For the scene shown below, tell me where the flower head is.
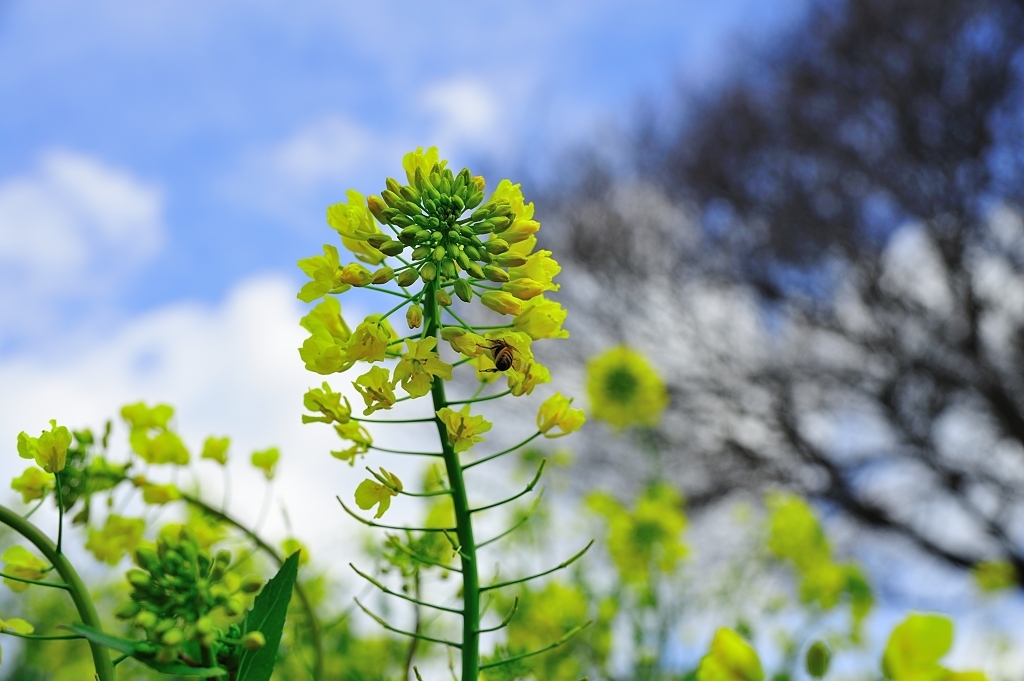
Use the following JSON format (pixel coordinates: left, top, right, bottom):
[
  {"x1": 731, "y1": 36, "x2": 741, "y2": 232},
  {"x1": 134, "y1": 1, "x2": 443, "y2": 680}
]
[
  {"x1": 696, "y1": 628, "x2": 764, "y2": 681},
  {"x1": 508, "y1": 360, "x2": 552, "y2": 397},
  {"x1": 2, "y1": 546, "x2": 48, "y2": 592},
  {"x1": 441, "y1": 327, "x2": 487, "y2": 358},
  {"x1": 436, "y1": 406, "x2": 492, "y2": 453},
  {"x1": 353, "y1": 366, "x2": 397, "y2": 414},
  {"x1": 513, "y1": 296, "x2": 569, "y2": 340},
  {"x1": 347, "y1": 314, "x2": 395, "y2": 363},
  {"x1": 881, "y1": 614, "x2": 983, "y2": 681},
  {"x1": 402, "y1": 146, "x2": 443, "y2": 187},
  {"x1": 586, "y1": 345, "x2": 668, "y2": 429},
  {"x1": 508, "y1": 250, "x2": 560, "y2": 288},
  {"x1": 251, "y1": 447, "x2": 280, "y2": 480},
  {"x1": 327, "y1": 189, "x2": 385, "y2": 265},
  {"x1": 17, "y1": 420, "x2": 71, "y2": 474},
  {"x1": 481, "y1": 291, "x2": 525, "y2": 316},
  {"x1": 297, "y1": 244, "x2": 351, "y2": 303},
  {"x1": 355, "y1": 468, "x2": 403, "y2": 518},
  {"x1": 302, "y1": 382, "x2": 352, "y2": 425},
  {"x1": 537, "y1": 393, "x2": 586, "y2": 438},
  {"x1": 393, "y1": 338, "x2": 453, "y2": 398},
  {"x1": 10, "y1": 467, "x2": 54, "y2": 504},
  {"x1": 85, "y1": 515, "x2": 145, "y2": 566},
  {"x1": 141, "y1": 482, "x2": 181, "y2": 505},
  {"x1": 201, "y1": 436, "x2": 230, "y2": 465},
  {"x1": 332, "y1": 421, "x2": 372, "y2": 465},
  {"x1": 130, "y1": 430, "x2": 190, "y2": 465}
]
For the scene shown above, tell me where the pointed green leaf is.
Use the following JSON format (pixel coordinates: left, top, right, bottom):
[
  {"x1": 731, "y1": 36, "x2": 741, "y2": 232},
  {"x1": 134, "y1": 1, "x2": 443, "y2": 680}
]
[{"x1": 237, "y1": 552, "x2": 299, "y2": 681}]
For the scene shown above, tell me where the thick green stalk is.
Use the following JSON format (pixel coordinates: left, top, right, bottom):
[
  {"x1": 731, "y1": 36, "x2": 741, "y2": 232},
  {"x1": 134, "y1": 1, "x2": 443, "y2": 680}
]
[
  {"x1": 0, "y1": 503, "x2": 114, "y2": 681},
  {"x1": 426, "y1": 280, "x2": 481, "y2": 681}
]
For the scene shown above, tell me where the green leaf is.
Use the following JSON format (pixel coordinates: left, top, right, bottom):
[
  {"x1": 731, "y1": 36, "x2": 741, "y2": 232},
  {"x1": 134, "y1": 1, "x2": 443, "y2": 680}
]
[
  {"x1": 237, "y1": 552, "x2": 299, "y2": 681},
  {"x1": 64, "y1": 624, "x2": 227, "y2": 676}
]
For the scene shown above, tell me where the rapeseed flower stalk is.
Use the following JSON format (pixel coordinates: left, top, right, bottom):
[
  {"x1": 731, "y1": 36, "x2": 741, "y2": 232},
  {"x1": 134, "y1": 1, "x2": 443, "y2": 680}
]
[{"x1": 297, "y1": 147, "x2": 588, "y2": 680}]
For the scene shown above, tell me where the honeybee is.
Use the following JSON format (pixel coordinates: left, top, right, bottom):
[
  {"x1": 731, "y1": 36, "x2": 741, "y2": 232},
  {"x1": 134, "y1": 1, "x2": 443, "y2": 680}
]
[{"x1": 478, "y1": 338, "x2": 520, "y2": 372}]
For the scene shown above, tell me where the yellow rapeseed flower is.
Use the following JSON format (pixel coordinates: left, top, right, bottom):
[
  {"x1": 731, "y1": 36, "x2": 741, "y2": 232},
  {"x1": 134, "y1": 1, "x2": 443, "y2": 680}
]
[
  {"x1": 353, "y1": 365, "x2": 397, "y2": 414},
  {"x1": 586, "y1": 345, "x2": 668, "y2": 429},
  {"x1": 332, "y1": 421, "x2": 372, "y2": 465},
  {"x1": 251, "y1": 447, "x2": 280, "y2": 480},
  {"x1": 16, "y1": 420, "x2": 71, "y2": 474},
  {"x1": 201, "y1": 436, "x2": 230, "y2": 465},
  {"x1": 507, "y1": 250, "x2": 560, "y2": 289},
  {"x1": 2, "y1": 546, "x2": 48, "y2": 592},
  {"x1": 512, "y1": 296, "x2": 570, "y2": 340},
  {"x1": 85, "y1": 515, "x2": 145, "y2": 566},
  {"x1": 355, "y1": 468, "x2": 403, "y2": 518},
  {"x1": 10, "y1": 467, "x2": 54, "y2": 504},
  {"x1": 141, "y1": 482, "x2": 181, "y2": 505},
  {"x1": 402, "y1": 146, "x2": 443, "y2": 187},
  {"x1": 297, "y1": 244, "x2": 350, "y2": 303},
  {"x1": 326, "y1": 189, "x2": 385, "y2": 265},
  {"x1": 393, "y1": 338, "x2": 453, "y2": 398},
  {"x1": 436, "y1": 406, "x2": 492, "y2": 453},
  {"x1": 696, "y1": 628, "x2": 764, "y2": 681},
  {"x1": 347, "y1": 315, "x2": 394, "y2": 363},
  {"x1": 440, "y1": 327, "x2": 487, "y2": 358},
  {"x1": 882, "y1": 614, "x2": 985, "y2": 681},
  {"x1": 480, "y1": 291, "x2": 525, "y2": 316},
  {"x1": 537, "y1": 393, "x2": 586, "y2": 437},
  {"x1": 302, "y1": 382, "x2": 353, "y2": 425}
]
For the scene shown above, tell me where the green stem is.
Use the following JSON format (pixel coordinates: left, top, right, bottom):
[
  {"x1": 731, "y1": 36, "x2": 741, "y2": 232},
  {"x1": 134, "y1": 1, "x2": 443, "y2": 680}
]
[
  {"x1": 55, "y1": 471, "x2": 64, "y2": 554},
  {"x1": 0, "y1": 571, "x2": 71, "y2": 590},
  {"x1": 448, "y1": 389, "x2": 511, "y2": 405},
  {"x1": 0, "y1": 503, "x2": 114, "y2": 681},
  {"x1": 1, "y1": 631, "x2": 83, "y2": 641},
  {"x1": 178, "y1": 492, "x2": 325, "y2": 681},
  {"x1": 426, "y1": 279, "x2": 481, "y2": 681}
]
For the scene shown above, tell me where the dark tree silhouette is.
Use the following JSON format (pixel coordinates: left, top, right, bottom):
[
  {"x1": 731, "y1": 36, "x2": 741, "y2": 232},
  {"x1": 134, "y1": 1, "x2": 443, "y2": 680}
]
[{"x1": 550, "y1": 0, "x2": 1024, "y2": 585}]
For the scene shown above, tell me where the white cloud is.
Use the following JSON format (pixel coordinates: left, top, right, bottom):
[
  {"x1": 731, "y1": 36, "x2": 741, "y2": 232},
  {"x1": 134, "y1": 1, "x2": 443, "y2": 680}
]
[
  {"x1": 0, "y1": 275, "x2": 440, "y2": 579},
  {"x1": 419, "y1": 77, "x2": 501, "y2": 152},
  {"x1": 0, "y1": 150, "x2": 164, "y2": 345}
]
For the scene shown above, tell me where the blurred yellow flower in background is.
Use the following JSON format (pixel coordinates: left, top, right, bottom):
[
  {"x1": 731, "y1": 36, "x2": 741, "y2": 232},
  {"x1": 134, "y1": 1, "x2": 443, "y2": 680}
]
[{"x1": 586, "y1": 345, "x2": 668, "y2": 429}]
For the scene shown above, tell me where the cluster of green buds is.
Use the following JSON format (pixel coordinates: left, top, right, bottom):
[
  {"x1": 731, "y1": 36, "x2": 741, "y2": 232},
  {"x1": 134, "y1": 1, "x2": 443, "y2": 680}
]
[
  {"x1": 363, "y1": 157, "x2": 534, "y2": 301},
  {"x1": 115, "y1": 526, "x2": 264, "y2": 664}
]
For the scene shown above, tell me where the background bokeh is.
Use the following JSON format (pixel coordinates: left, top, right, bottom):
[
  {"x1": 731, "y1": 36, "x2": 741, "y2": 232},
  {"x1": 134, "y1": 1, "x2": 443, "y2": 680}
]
[{"x1": 5, "y1": 0, "x2": 1024, "y2": 678}]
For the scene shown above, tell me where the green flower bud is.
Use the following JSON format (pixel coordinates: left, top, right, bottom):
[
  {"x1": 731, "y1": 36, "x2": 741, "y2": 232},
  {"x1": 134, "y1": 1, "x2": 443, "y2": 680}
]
[
  {"x1": 379, "y1": 240, "x2": 406, "y2": 257},
  {"x1": 464, "y1": 245, "x2": 481, "y2": 261},
  {"x1": 399, "y1": 225, "x2": 420, "y2": 243},
  {"x1": 456, "y1": 251, "x2": 471, "y2": 270},
  {"x1": 399, "y1": 200, "x2": 421, "y2": 217},
  {"x1": 471, "y1": 221, "x2": 494, "y2": 235},
  {"x1": 240, "y1": 575, "x2": 264, "y2": 594},
  {"x1": 136, "y1": 547, "x2": 160, "y2": 573},
  {"x1": 366, "y1": 233, "x2": 390, "y2": 249},
  {"x1": 423, "y1": 197, "x2": 437, "y2": 213},
  {"x1": 411, "y1": 246, "x2": 431, "y2": 260},
  {"x1": 454, "y1": 279, "x2": 473, "y2": 303},
  {"x1": 477, "y1": 249, "x2": 492, "y2": 264},
  {"x1": 435, "y1": 289, "x2": 453, "y2": 307},
  {"x1": 491, "y1": 202, "x2": 513, "y2": 217},
  {"x1": 196, "y1": 617, "x2": 215, "y2": 635},
  {"x1": 161, "y1": 628, "x2": 184, "y2": 647},
  {"x1": 483, "y1": 266, "x2": 510, "y2": 283},
  {"x1": 215, "y1": 549, "x2": 232, "y2": 565},
  {"x1": 127, "y1": 569, "x2": 152, "y2": 590},
  {"x1": 115, "y1": 600, "x2": 142, "y2": 619},
  {"x1": 485, "y1": 239, "x2": 509, "y2": 254},
  {"x1": 805, "y1": 641, "x2": 830, "y2": 678},
  {"x1": 430, "y1": 231, "x2": 443, "y2": 244},
  {"x1": 465, "y1": 191, "x2": 484, "y2": 210},
  {"x1": 406, "y1": 304, "x2": 423, "y2": 329},
  {"x1": 432, "y1": 245, "x2": 445, "y2": 262},
  {"x1": 242, "y1": 631, "x2": 266, "y2": 651},
  {"x1": 371, "y1": 266, "x2": 394, "y2": 284},
  {"x1": 385, "y1": 177, "x2": 402, "y2": 195},
  {"x1": 420, "y1": 262, "x2": 437, "y2": 282},
  {"x1": 134, "y1": 610, "x2": 157, "y2": 630},
  {"x1": 440, "y1": 258, "x2": 458, "y2": 280},
  {"x1": 413, "y1": 214, "x2": 430, "y2": 228},
  {"x1": 439, "y1": 175, "x2": 452, "y2": 196},
  {"x1": 201, "y1": 632, "x2": 217, "y2": 648},
  {"x1": 447, "y1": 243, "x2": 460, "y2": 259},
  {"x1": 400, "y1": 185, "x2": 420, "y2": 203},
  {"x1": 467, "y1": 262, "x2": 485, "y2": 279},
  {"x1": 381, "y1": 189, "x2": 402, "y2": 208},
  {"x1": 367, "y1": 196, "x2": 388, "y2": 223},
  {"x1": 493, "y1": 253, "x2": 528, "y2": 267},
  {"x1": 429, "y1": 171, "x2": 441, "y2": 189},
  {"x1": 487, "y1": 216, "x2": 511, "y2": 232},
  {"x1": 470, "y1": 204, "x2": 493, "y2": 221},
  {"x1": 413, "y1": 167, "x2": 427, "y2": 192},
  {"x1": 381, "y1": 207, "x2": 400, "y2": 223},
  {"x1": 225, "y1": 597, "x2": 244, "y2": 618},
  {"x1": 154, "y1": 618, "x2": 176, "y2": 635},
  {"x1": 414, "y1": 229, "x2": 432, "y2": 243},
  {"x1": 397, "y1": 269, "x2": 419, "y2": 287},
  {"x1": 451, "y1": 194, "x2": 465, "y2": 213},
  {"x1": 391, "y1": 214, "x2": 414, "y2": 228}
]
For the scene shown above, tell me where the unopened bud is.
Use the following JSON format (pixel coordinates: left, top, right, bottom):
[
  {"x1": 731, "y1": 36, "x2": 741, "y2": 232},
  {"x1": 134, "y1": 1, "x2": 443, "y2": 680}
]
[
  {"x1": 412, "y1": 246, "x2": 431, "y2": 260},
  {"x1": 242, "y1": 631, "x2": 266, "y2": 651},
  {"x1": 379, "y1": 240, "x2": 406, "y2": 257},
  {"x1": 483, "y1": 266, "x2": 510, "y2": 283},
  {"x1": 115, "y1": 600, "x2": 142, "y2": 619},
  {"x1": 493, "y1": 253, "x2": 528, "y2": 268},
  {"x1": 406, "y1": 305, "x2": 423, "y2": 329},
  {"x1": 135, "y1": 547, "x2": 160, "y2": 572},
  {"x1": 134, "y1": 610, "x2": 157, "y2": 630},
  {"x1": 366, "y1": 233, "x2": 390, "y2": 249},
  {"x1": 127, "y1": 569, "x2": 152, "y2": 590},
  {"x1": 435, "y1": 289, "x2": 452, "y2": 307},
  {"x1": 414, "y1": 229, "x2": 433, "y2": 243},
  {"x1": 161, "y1": 628, "x2": 184, "y2": 647},
  {"x1": 440, "y1": 258, "x2": 458, "y2": 280},
  {"x1": 196, "y1": 617, "x2": 215, "y2": 635},
  {"x1": 225, "y1": 597, "x2": 244, "y2": 618},
  {"x1": 805, "y1": 641, "x2": 831, "y2": 678},
  {"x1": 381, "y1": 189, "x2": 402, "y2": 208},
  {"x1": 485, "y1": 239, "x2": 509, "y2": 255},
  {"x1": 464, "y1": 245, "x2": 481, "y2": 261},
  {"x1": 397, "y1": 269, "x2": 419, "y2": 287},
  {"x1": 385, "y1": 177, "x2": 402, "y2": 195},
  {"x1": 432, "y1": 246, "x2": 445, "y2": 262},
  {"x1": 465, "y1": 190, "x2": 484, "y2": 210},
  {"x1": 371, "y1": 267, "x2": 395, "y2": 284},
  {"x1": 466, "y1": 263, "x2": 485, "y2": 279},
  {"x1": 367, "y1": 196, "x2": 388, "y2": 223},
  {"x1": 240, "y1": 575, "x2": 264, "y2": 594},
  {"x1": 454, "y1": 279, "x2": 473, "y2": 303},
  {"x1": 420, "y1": 262, "x2": 437, "y2": 282},
  {"x1": 391, "y1": 214, "x2": 414, "y2": 228}
]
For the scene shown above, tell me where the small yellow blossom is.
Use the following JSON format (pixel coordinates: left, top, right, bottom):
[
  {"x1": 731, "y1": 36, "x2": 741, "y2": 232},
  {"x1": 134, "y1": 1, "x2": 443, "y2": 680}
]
[
  {"x1": 10, "y1": 467, "x2": 54, "y2": 504},
  {"x1": 696, "y1": 628, "x2": 764, "y2": 681},
  {"x1": 353, "y1": 365, "x2": 397, "y2": 414},
  {"x1": 16, "y1": 420, "x2": 71, "y2": 474},
  {"x1": 393, "y1": 338, "x2": 453, "y2": 398},
  {"x1": 502, "y1": 217, "x2": 541, "y2": 244},
  {"x1": 281, "y1": 538, "x2": 310, "y2": 566},
  {"x1": 85, "y1": 515, "x2": 146, "y2": 566},
  {"x1": 586, "y1": 345, "x2": 669, "y2": 429},
  {"x1": 141, "y1": 482, "x2": 181, "y2": 505},
  {"x1": 481, "y1": 291, "x2": 525, "y2": 316},
  {"x1": 347, "y1": 314, "x2": 394, "y2": 363},
  {"x1": 2, "y1": 546, "x2": 48, "y2": 592},
  {"x1": 298, "y1": 296, "x2": 355, "y2": 374},
  {"x1": 440, "y1": 327, "x2": 487, "y2": 358},
  {"x1": 121, "y1": 402, "x2": 174, "y2": 430},
  {"x1": 882, "y1": 614, "x2": 985, "y2": 681},
  {"x1": 402, "y1": 146, "x2": 443, "y2": 187},
  {"x1": 251, "y1": 447, "x2": 280, "y2": 480},
  {"x1": 332, "y1": 421, "x2": 372, "y2": 465},
  {"x1": 327, "y1": 189, "x2": 385, "y2": 265},
  {"x1": 513, "y1": 296, "x2": 570, "y2": 340},
  {"x1": 507, "y1": 235, "x2": 536, "y2": 257},
  {"x1": 537, "y1": 393, "x2": 586, "y2": 437},
  {"x1": 355, "y1": 468, "x2": 403, "y2": 518},
  {"x1": 508, "y1": 361, "x2": 552, "y2": 397},
  {"x1": 502, "y1": 278, "x2": 552, "y2": 300},
  {"x1": 130, "y1": 430, "x2": 190, "y2": 465},
  {"x1": 0, "y1": 616, "x2": 34, "y2": 635},
  {"x1": 297, "y1": 244, "x2": 351, "y2": 303},
  {"x1": 436, "y1": 406, "x2": 492, "y2": 453},
  {"x1": 302, "y1": 382, "x2": 352, "y2": 425},
  {"x1": 508, "y1": 250, "x2": 560, "y2": 288},
  {"x1": 201, "y1": 436, "x2": 230, "y2": 465},
  {"x1": 338, "y1": 262, "x2": 373, "y2": 287}
]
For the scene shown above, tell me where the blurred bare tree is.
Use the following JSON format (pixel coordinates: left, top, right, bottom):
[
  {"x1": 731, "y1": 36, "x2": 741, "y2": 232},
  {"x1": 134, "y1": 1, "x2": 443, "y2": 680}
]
[{"x1": 547, "y1": 0, "x2": 1024, "y2": 585}]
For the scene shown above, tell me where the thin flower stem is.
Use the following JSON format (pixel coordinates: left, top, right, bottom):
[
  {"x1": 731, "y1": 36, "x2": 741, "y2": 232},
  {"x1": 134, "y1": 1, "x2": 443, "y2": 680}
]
[
  {"x1": 351, "y1": 416, "x2": 436, "y2": 424},
  {"x1": 0, "y1": 572, "x2": 70, "y2": 590},
  {"x1": 443, "y1": 307, "x2": 475, "y2": 332},
  {"x1": 477, "y1": 492, "x2": 544, "y2": 548},
  {"x1": 398, "y1": 488, "x2": 454, "y2": 498},
  {"x1": 448, "y1": 390, "x2": 511, "y2": 406},
  {"x1": 0, "y1": 503, "x2": 114, "y2": 681},
  {"x1": 2, "y1": 631, "x2": 83, "y2": 641},
  {"x1": 367, "y1": 445, "x2": 445, "y2": 458},
  {"x1": 55, "y1": 471, "x2": 64, "y2": 554},
  {"x1": 479, "y1": 621, "x2": 592, "y2": 670},
  {"x1": 349, "y1": 563, "x2": 463, "y2": 614},
  {"x1": 469, "y1": 281, "x2": 502, "y2": 291},
  {"x1": 337, "y1": 497, "x2": 454, "y2": 533},
  {"x1": 470, "y1": 460, "x2": 545, "y2": 514},
  {"x1": 221, "y1": 465, "x2": 231, "y2": 515},
  {"x1": 462, "y1": 431, "x2": 542, "y2": 470},
  {"x1": 470, "y1": 381, "x2": 487, "y2": 400},
  {"x1": 22, "y1": 493, "x2": 48, "y2": 520},
  {"x1": 355, "y1": 598, "x2": 462, "y2": 649},
  {"x1": 380, "y1": 297, "x2": 413, "y2": 322},
  {"x1": 365, "y1": 285, "x2": 413, "y2": 300},
  {"x1": 480, "y1": 541, "x2": 593, "y2": 592}
]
